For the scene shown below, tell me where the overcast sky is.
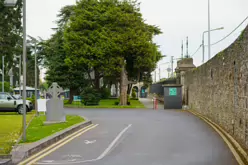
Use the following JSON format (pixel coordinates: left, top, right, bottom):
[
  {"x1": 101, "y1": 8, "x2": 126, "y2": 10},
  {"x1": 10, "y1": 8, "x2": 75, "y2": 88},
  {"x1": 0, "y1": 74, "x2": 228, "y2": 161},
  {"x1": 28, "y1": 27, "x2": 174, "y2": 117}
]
[{"x1": 26, "y1": 0, "x2": 248, "y2": 81}]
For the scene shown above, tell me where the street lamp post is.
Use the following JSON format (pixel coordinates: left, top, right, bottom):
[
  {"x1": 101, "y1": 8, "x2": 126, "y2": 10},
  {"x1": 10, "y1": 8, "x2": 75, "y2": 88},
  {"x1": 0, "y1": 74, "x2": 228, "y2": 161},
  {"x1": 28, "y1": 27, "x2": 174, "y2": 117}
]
[
  {"x1": 22, "y1": 0, "x2": 27, "y2": 142},
  {"x1": 4, "y1": 0, "x2": 25, "y2": 141},
  {"x1": 171, "y1": 56, "x2": 174, "y2": 78},
  {"x1": 2, "y1": 56, "x2": 4, "y2": 92},
  {"x1": 202, "y1": 27, "x2": 224, "y2": 63}
]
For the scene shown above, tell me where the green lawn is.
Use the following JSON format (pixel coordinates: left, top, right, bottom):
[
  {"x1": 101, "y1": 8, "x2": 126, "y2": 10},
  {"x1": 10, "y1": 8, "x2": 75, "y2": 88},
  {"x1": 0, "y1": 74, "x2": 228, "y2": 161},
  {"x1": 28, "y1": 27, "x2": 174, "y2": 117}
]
[
  {"x1": 23, "y1": 115, "x2": 85, "y2": 143},
  {"x1": 65, "y1": 99, "x2": 145, "y2": 108},
  {"x1": 0, "y1": 112, "x2": 35, "y2": 155}
]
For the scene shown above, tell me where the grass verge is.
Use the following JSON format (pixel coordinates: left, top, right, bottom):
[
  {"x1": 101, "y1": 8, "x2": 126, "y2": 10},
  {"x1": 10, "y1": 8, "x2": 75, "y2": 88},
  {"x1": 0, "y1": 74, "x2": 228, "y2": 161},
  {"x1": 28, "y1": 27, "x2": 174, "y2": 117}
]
[
  {"x1": 0, "y1": 111, "x2": 35, "y2": 155},
  {"x1": 65, "y1": 99, "x2": 145, "y2": 108},
  {"x1": 23, "y1": 115, "x2": 85, "y2": 143}
]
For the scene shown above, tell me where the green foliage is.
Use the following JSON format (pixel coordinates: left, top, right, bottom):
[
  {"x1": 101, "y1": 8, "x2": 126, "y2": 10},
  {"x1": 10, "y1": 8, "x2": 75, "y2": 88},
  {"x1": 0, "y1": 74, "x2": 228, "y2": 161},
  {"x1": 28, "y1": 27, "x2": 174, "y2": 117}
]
[
  {"x1": 64, "y1": 0, "x2": 162, "y2": 87},
  {"x1": 0, "y1": 82, "x2": 12, "y2": 92},
  {"x1": 131, "y1": 88, "x2": 137, "y2": 99},
  {"x1": 27, "y1": 95, "x2": 36, "y2": 106},
  {"x1": 39, "y1": 81, "x2": 48, "y2": 92},
  {"x1": 39, "y1": 7, "x2": 89, "y2": 95},
  {"x1": 99, "y1": 87, "x2": 111, "y2": 99},
  {"x1": 80, "y1": 87, "x2": 101, "y2": 106},
  {"x1": 0, "y1": 0, "x2": 23, "y2": 74}
]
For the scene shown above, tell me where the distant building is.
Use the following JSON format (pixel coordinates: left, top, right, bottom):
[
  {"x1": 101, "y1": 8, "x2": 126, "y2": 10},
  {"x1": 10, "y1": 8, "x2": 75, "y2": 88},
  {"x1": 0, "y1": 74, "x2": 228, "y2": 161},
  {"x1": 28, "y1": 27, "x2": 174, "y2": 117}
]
[{"x1": 13, "y1": 86, "x2": 40, "y2": 98}]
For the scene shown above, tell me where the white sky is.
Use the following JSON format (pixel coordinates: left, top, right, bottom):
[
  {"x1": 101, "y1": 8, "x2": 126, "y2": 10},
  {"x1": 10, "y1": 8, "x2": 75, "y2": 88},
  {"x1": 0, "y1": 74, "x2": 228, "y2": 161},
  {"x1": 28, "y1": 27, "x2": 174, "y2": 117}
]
[{"x1": 26, "y1": 0, "x2": 248, "y2": 81}]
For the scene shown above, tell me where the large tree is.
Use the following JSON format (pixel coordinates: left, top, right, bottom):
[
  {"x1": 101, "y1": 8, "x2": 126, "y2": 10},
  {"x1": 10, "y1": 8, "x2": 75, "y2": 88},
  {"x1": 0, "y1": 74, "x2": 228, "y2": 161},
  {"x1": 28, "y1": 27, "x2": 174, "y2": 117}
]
[
  {"x1": 64, "y1": 0, "x2": 162, "y2": 105},
  {"x1": 40, "y1": 6, "x2": 89, "y2": 103}
]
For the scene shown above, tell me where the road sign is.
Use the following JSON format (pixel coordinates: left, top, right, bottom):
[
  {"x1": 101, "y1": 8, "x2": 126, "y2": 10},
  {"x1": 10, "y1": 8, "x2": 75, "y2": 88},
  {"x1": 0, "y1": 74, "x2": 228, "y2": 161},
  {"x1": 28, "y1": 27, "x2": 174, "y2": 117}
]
[{"x1": 169, "y1": 88, "x2": 177, "y2": 96}]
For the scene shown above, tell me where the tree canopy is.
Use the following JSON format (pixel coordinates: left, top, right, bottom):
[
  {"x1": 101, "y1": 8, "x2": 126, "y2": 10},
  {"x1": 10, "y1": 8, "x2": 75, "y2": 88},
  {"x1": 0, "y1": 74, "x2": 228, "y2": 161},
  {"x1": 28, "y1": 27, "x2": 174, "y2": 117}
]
[
  {"x1": 64, "y1": 0, "x2": 162, "y2": 89},
  {"x1": 41, "y1": 0, "x2": 162, "y2": 104}
]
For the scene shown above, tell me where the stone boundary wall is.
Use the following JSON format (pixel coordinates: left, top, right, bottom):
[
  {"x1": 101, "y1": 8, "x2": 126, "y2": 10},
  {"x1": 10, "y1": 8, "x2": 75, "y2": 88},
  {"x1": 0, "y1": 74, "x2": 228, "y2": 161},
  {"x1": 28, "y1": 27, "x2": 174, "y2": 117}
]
[{"x1": 184, "y1": 25, "x2": 248, "y2": 151}]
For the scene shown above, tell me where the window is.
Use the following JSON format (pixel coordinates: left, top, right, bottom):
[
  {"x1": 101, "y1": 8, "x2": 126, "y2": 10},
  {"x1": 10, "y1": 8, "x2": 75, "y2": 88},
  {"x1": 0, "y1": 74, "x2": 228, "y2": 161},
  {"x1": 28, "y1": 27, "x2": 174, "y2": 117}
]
[{"x1": 0, "y1": 94, "x2": 9, "y2": 100}]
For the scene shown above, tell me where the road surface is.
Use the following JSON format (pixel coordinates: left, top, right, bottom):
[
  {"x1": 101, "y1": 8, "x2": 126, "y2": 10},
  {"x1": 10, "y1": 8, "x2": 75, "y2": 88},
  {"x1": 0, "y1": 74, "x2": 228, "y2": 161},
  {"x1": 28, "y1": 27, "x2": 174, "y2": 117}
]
[{"x1": 25, "y1": 99, "x2": 238, "y2": 165}]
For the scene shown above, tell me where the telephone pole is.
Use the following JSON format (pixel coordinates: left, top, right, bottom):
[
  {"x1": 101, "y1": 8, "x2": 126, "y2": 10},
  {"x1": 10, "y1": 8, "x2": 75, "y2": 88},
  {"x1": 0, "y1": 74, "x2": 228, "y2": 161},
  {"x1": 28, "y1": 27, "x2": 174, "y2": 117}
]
[{"x1": 171, "y1": 56, "x2": 174, "y2": 78}]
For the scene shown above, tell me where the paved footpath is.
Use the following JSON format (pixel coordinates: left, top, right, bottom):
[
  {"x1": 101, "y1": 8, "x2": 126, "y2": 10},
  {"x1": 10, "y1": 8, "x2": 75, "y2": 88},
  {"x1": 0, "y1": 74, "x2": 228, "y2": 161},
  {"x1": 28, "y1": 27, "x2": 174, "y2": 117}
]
[{"x1": 21, "y1": 98, "x2": 238, "y2": 165}]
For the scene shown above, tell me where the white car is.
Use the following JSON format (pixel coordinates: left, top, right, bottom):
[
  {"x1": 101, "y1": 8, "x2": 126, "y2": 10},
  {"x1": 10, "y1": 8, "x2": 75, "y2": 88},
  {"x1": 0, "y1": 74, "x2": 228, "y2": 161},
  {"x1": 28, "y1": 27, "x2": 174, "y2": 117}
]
[{"x1": 0, "y1": 93, "x2": 33, "y2": 114}]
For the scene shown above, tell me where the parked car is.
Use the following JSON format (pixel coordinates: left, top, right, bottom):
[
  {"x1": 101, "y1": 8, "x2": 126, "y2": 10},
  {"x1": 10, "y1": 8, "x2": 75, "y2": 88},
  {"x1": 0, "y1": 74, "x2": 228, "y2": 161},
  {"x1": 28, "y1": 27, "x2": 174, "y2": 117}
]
[
  {"x1": 0, "y1": 92, "x2": 33, "y2": 114},
  {"x1": 13, "y1": 94, "x2": 22, "y2": 100}
]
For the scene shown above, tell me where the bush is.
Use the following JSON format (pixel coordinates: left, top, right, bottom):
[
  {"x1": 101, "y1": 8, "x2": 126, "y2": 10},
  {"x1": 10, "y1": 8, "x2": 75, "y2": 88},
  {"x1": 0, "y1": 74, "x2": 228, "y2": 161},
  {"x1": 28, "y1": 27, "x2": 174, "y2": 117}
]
[
  {"x1": 100, "y1": 87, "x2": 111, "y2": 99},
  {"x1": 27, "y1": 95, "x2": 36, "y2": 105},
  {"x1": 131, "y1": 88, "x2": 136, "y2": 99},
  {"x1": 115, "y1": 96, "x2": 131, "y2": 105},
  {"x1": 81, "y1": 87, "x2": 101, "y2": 106}
]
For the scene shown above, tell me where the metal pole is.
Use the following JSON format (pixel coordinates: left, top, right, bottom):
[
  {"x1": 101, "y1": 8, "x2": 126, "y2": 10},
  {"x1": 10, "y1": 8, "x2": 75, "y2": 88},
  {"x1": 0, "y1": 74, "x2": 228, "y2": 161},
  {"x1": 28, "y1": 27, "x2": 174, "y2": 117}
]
[
  {"x1": 159, "y1": 68, "x2": 161, "y2": 81},
  {"x1": 186, "y1": 37, "x2": 189, "y2": 58},
  {"x1": 181, "y1": 41, "x2": 183, "y2": 59},
  {"x1": 2, "y1": 56, "x2": 4, "y2": 93},
  {"x1": 154, "y1": 70, "x2": 156, "y2": 82},
  {"x1": 34, "y1": 43, "x2": 38, "y2": 115},
  {"x1": 208, "y1": 0, "x2": 211, "y2": 60},
  {"x1": 202, "y1": 34, "x2": 205, "y2": 63},
  {"x1": 22, "y1": 0, "x2": 27, "y2": 142},
  {"x1": 171, "y1": 56, "x2": 174, "y2": 77},
  {"x1": 19, "y1": 56, "x2": 21, "y2": 96}
]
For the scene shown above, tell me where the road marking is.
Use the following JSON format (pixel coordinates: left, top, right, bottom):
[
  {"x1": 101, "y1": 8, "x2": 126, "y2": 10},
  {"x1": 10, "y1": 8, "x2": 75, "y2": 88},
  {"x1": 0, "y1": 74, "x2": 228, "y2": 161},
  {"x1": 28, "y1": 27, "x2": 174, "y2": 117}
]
[
  {"x1": 97, "y1": 124, "x2": 132, "y2": 160},
  {"x1": 36, "y1": 124, "x2": 133, "y2": 164},
  {"x1": 189, "y1": 111, "x2": 246, "y2": 165},
  {"x1": 18, "y1": 124, "x2": 95, "y2": 165},
  {"x1": 84, "y1": 140, "x2": 96, "y2": 144},
  {"x1": 18, "y1": 124, "x2": 98, "y2": 165},
  {"x1": 192, "y1": 111, "x2": 248, "y2": 163}
]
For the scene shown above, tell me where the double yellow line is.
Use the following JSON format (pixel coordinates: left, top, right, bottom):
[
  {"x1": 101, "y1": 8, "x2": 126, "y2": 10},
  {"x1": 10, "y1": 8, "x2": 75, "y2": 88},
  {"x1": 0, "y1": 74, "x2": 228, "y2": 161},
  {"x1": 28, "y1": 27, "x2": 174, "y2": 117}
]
[
  {"x1": 188, "y1": 110, "x2": 248, "y2": 165},
  {"x1": 18, "y1": 124, "x2": 99, "y2": 165}
]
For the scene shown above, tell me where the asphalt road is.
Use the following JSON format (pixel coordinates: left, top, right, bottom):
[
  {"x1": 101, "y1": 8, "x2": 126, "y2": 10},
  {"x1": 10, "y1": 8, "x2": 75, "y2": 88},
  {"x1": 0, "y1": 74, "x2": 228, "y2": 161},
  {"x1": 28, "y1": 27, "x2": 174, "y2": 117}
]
[{"x1": 34, "y1": 99, "x2": 237, "y2": 165}]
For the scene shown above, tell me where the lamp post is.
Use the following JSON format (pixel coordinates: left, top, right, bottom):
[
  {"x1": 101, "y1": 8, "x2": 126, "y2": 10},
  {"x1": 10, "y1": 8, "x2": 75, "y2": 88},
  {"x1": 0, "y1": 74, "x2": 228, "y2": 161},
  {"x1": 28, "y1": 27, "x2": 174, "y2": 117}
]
[
  {"x1": 171, "y1": 56, "x2": 174, "y2": 78},
  {"x1": 28, "y1": 35, "x2": 38, "y2": 116},
  {"x1": 2, "y1": 56, "x2": 4, "y2": 92},
  {"x1": 208, "y1": 0, "x2": 211, "y2": 60},
  {"x1": 202, "y1": 27, "x2": 224, "y2": 63},
  {"x1": 4, "y1": 0, "x2": 26, "y2": 141}
]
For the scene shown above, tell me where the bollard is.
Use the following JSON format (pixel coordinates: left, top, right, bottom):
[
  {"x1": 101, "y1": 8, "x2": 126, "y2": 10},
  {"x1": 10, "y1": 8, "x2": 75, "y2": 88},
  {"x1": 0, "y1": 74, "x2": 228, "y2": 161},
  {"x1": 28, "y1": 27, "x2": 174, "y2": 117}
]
[
  {"x1": 155, "y1": 99, "x2": 158, "y2": 110},
  {"x1": 153, "y1": 97, "x2": 158, "y2": 110}
]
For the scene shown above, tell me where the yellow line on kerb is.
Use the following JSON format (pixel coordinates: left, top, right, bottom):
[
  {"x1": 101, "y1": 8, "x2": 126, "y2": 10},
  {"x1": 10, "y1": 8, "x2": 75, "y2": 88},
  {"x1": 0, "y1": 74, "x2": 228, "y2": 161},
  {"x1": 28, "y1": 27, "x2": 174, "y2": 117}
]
[
  {"x1": 18, "y1": 124, "x2": 98, "y2": 165},
  {"x1": 188, "y1": 110, "x2": 245, "y2": 165}
]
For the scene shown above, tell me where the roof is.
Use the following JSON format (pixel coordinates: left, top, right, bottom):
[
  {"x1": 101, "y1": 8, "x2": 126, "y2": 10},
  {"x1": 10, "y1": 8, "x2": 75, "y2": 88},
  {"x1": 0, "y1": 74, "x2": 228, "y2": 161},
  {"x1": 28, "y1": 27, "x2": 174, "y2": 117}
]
[{"x1": 13, "y1": 86, "x2": 39, "y2": 91}]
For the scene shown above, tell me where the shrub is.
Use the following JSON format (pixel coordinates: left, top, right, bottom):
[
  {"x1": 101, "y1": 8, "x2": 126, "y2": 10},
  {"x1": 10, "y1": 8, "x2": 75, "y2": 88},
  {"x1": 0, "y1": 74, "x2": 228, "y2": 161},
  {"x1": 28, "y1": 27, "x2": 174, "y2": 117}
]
[
  {"x1": 81, "y1": 87, "x2": 101, "y2": 106},
  {"x1": 100, "y1": 87, "x2": 111, "y2": 99},
  {"x1": 115, "y1": 96, "x2": 131, "y2": 105},
  {"x1": 27, "y1": 95, "x2": 36, "y2": 105},
  {"x1": 131, "y1": 88, "x2": 136, "y2": 99}
]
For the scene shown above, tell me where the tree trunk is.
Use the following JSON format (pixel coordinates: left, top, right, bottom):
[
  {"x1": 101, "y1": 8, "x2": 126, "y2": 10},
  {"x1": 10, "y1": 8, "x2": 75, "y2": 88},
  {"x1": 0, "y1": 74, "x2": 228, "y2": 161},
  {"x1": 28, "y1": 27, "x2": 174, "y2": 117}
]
[
  {"x1": 127, "y1": 84, "x2": 133, "y2": 95},
  {"x1": 69, "y1": 88, "x2": 77, "y2": 104},
  {"x1": 120, "y1": 63, "x2": 128, "y2": 105},
  {"x1": 94, "y1": 70, "x2": 100, "y2": 90},
  {"x1": 115, "y1": 82, "x2": 118, "y2": 97},
  {"x1": 137, "y1": 71, "x2": 141, "y2": 98}
]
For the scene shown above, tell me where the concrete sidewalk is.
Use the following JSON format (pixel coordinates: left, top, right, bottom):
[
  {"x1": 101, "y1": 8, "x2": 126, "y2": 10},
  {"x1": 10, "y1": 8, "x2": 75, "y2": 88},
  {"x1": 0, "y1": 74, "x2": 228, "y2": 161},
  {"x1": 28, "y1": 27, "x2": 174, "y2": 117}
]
[{"x1": 139, "y1": 98, "x2": 164, "y2": 110}]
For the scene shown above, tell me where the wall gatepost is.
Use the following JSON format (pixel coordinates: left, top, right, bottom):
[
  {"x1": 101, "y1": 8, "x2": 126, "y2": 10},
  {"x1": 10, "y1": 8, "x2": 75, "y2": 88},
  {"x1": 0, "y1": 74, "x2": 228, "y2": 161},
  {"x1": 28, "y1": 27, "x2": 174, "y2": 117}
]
[{"x1": 175, "y1": 58, "x2": 196, "y2": 106}]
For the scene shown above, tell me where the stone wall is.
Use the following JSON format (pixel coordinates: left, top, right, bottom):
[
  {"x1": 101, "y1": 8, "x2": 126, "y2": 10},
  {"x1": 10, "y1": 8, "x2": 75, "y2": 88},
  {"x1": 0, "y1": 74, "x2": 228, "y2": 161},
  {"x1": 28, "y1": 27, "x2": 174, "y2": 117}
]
[{"x1": 184, "y1": 25, "x2": 248, "y2": 151}]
